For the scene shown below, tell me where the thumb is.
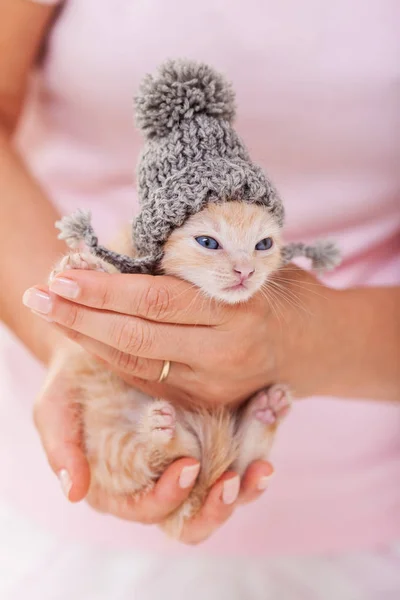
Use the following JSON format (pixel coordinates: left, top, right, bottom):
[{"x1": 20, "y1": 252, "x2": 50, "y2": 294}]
[{"x1": 34, "y1": 361, "x2": 90, "y2": 502}]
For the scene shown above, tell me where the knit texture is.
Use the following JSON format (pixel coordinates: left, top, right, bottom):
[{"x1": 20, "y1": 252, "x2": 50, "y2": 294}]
[
  {"x1": 56, "y1": 60, "x2": 340, "y2": 274},
  {"x1": 132, "y1": 60, "x2": 284, "y2": 265}
]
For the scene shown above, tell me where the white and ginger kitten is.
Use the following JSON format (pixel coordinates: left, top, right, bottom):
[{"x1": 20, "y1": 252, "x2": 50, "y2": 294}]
[{"x1": 49, "y1": 201, "x2": 291, "y2": 538}]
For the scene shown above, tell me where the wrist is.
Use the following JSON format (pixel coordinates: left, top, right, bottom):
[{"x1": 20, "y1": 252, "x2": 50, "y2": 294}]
[
  {"x1": 303, "y1": 285, "x2": 355, "y2": 398},
  {"x1": 271, "y1": 268, "x2": 343, "y2": 398},
  {"x1": 283, "y1": 283, "x2": 340, "y2": 398},
  {"x1": 316, "y1": 286, "x2": 400, "y2": 401},
  {"x1": 282, "y1": 282, "x2": 400, "y2": 401}
]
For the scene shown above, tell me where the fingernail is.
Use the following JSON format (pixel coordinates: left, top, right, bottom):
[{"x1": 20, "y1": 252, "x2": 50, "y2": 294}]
[
  {"x1": 58, "y1": 469, "x2": 72, "y2": 500},
  {"x1": 257, "y1": 471, "x2": 275, "y2": 491},
  {"x1": 222, "y1": 476, "x2": 240, "y2": 505},
  {"x1": 50, "y1": 277, "x2": 80, "y2": 299},
  {"x1": 179, "y1": 463, "x2": 200, "y2": 489},
  {"x1": 31, "y1": 310, "x2": 53, "y2": 323},
  {"x1": 22, "y1": 289, "x2": 52, "y2": 314}
]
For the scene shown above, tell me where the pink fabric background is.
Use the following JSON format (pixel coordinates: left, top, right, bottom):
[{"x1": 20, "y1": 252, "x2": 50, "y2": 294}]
[{"x1": 1, "y1": 0, "x2": 399, "y2": 556}]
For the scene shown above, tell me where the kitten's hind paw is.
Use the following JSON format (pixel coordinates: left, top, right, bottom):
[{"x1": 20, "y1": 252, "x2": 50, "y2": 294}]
[
  {"x1": 142, "y1": 400, "x2": 176, "y2": 444},
  {"x1": 49, "y1": 252, "x2": 108, "y2": 283},
  {"x1": 250, "y1": 384, "x2": 292, "y2": 425}
]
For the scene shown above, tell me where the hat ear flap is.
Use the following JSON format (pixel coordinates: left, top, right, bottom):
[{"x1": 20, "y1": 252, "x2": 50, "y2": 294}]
[
  {"x1": 56, "y1": 209, "x2": 158, "y2": 274},
  {"x1": 281, "y1": 241, "x2": 341, "y2": 272}
]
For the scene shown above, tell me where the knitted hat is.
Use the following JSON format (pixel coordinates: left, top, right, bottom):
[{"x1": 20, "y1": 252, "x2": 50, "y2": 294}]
[{"x1": 56, "y1": 60, "x2": 340, "y2": 273}]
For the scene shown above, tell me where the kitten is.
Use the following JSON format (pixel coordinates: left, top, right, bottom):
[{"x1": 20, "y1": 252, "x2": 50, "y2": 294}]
[{"x1": 49, "y1": 201, "x2": 291, "y2": 537}]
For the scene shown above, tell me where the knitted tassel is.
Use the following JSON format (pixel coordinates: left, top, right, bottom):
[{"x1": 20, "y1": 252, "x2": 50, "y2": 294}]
[
  {"x1": 55, "y1": 210, "x2": 156, "y2": 275},
  {"x1": 281, "y1": 240, "x2": 341, "y2": 272},
  {"x1": 56, "y1": 210, "x2": 340, "y2": 276}
]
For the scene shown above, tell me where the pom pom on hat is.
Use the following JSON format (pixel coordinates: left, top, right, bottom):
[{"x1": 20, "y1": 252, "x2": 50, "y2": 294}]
[{"x1": 135, "y1": 60, "x2": 236, "y2": 139}]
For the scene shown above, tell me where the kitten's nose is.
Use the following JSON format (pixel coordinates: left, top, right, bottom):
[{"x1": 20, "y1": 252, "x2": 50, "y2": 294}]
[{"x1": 233, "y1": 264, "x2": 255, "y2": 282}]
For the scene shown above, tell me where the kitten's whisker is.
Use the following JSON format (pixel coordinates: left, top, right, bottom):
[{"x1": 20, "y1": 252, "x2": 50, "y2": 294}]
[
  {"x1": 272, "y1": 275, "x2": 330, "y2": 301},
  {"x1": 264, "y1": 280, "x2": 312, "y2": 320},
  {"x1": 197, "y1": 290, "x2": 209, "y2": 327},
  {"x1": 268, "y1": 279, "x2": 307, "y2": 303},
  {"x1": 259, "y1": 286, "x2": 286, "y2": 330},
  {"x1": 193, "y1": 290, "x2": 207, "y2": 327},
  {"x1": 268, "y1": 285, "x2": 313, "y2": 322},
  {"x1": 267, "y1": 279, "x2": 304, "y2": 305},
  {"x1": 274, "y1": 274, "x2": 324, "y2": 288},
  {"x1": 273, "y1": 267, "x2": 328, "y2": 285},
  {"x1": 275, "y1": 267, "x2": 331, "y2": 287},
  {"x1": 158, "y1": 284, "x2": 202, "y2": 328},
  {"x1": 166, "y1": 284, "x2": 204, "y2": 322},
  {"x1": 206, "y1": 293, "x2": 213, "y2": 327},
  {"x1": 259, "y1": 284, "x2": 284, "y2": 322},
  {"x1": 177, "y1": 287, "x2": 206, "y2": 327},
  {"x1": 169, "y1": 282, "x2": 198, "y2": 299}
]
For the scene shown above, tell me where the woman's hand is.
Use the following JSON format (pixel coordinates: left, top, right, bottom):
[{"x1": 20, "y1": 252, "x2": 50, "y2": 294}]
[
  {"x1": 24, "y1": 265, "x2": 335, "y2": 407},
  {"x1": 25, "y1": 264, "x2": 400, "y2": 543},
  {"x1": 24, "y1": 265, "x2": 400, "y2": 403},
  {"x1": 33, "y1": 341, "x2": 274, "y2": 545}
]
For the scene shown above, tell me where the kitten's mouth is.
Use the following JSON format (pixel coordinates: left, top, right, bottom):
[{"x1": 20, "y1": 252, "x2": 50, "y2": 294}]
[
  {"x1": 217, "y1": 281, "x2": 258, "y2": 303},
  {"x1": 224, "y1": 282, "x2": 248, "y2": 292}
]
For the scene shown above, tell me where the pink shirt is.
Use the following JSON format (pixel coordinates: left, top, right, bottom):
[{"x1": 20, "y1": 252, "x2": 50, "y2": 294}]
[{"x1": 1, "y1": 0, "x2": 399, "y2": 556}]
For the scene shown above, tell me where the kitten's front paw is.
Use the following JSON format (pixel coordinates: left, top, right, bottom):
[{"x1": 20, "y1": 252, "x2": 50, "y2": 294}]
[
  {"x1": 142, "y1": 400, "x2": 176, "y2": 443},
  {"x1": 49, "y1": 252, "x2": 108, "y2": 283},
  {"x1": 250, "y1": 384, "x2": 291, "y2": 425}
]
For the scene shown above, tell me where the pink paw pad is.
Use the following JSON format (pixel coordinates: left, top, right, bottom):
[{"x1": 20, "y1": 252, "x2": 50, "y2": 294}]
[
  {"x1": 50, "y1": 253, "x2": 107, "y2": 283},
  {"x1": 251, "y1": 385, "x2": 291, "y2": 425},
  {"x1": 148, "y1": 402, "x2": 176, "y2": 441}
]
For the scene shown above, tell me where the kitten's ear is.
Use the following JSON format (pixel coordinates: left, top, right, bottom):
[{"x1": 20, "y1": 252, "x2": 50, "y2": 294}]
[{"x1": 281, "y1": 240, "x2": 341, "y2": 272}]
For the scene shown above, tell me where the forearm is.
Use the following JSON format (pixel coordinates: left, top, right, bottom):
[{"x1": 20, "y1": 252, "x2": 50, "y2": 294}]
[
  {"x1": 0, "y1": 127, "x2": 65, "y2": 363},
  {"x1": 303, "y1": 285, "x2": 400, "y2": 401},
  {"x1": 327, "y1": 286, "x2": 400, "y2": 401}
]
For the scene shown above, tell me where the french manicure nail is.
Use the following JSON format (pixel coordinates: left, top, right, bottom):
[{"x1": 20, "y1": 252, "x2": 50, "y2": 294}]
[
  {"x1": 257, "y1": 472, "x2": 275, "y2": 491},
  {"x1": 179, "y1": 463, "x2": 200, "y2": 489},
  {"x1": 50, "y1": 277, "x2": 80, "y2": 299},
  {"x1": 22, "y1": 289, "x2": 52, "y2": 314},
  {"x1": 222, "y1": 476, "x2": 240, "y2": 505},
  {"x1": 58, "y1": 469, "x2": 72, "y2": 500}
]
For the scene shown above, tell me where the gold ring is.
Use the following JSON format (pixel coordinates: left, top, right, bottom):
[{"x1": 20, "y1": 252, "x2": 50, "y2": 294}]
[{"x1": 157, "y1": 360, "x2": 171, "y2": 383}]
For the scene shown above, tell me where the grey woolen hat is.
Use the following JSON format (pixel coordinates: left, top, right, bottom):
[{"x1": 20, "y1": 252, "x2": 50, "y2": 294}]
[
  {"x1": 132, "y1": 60, "x2": 284, "y2": 263},
  {"x1": 57, "y1": 60, "x2": 340, "y2": 274}
]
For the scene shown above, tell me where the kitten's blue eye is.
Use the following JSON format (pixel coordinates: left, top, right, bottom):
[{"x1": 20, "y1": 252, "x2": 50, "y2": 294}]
[
  {"x1": 255, "y1": 237, "x2": 273, "y2": 251},
  {"x1": 195, "y1": 236, "x2": 220, "y2": 250}
]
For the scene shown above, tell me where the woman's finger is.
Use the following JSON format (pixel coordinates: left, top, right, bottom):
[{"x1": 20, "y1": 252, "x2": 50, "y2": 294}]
[
  {"x1": 238, "y1": 460, "x2": 275, "y2": 505},
  {"x1": 51, "y1": 323, "x2": 191, "y2": 384},
  {"x1": 87, "y1": 458, "x2": 201, "y2": 524},
  {"x1": 48, "y1": 271, "x2": 231, "y2": 325},
  {"x1": 178, "y1": 472, "x2": 240, "y2": 545},
  {"x1": 24, "y1": 287, "x2": 210, "y2": 363},
  {"x1": 33, "y1": 365, "x2": 91, "y2": 502},
  {"x1": 178, "y1": 463, "x2": 274, "y2": 545}
]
